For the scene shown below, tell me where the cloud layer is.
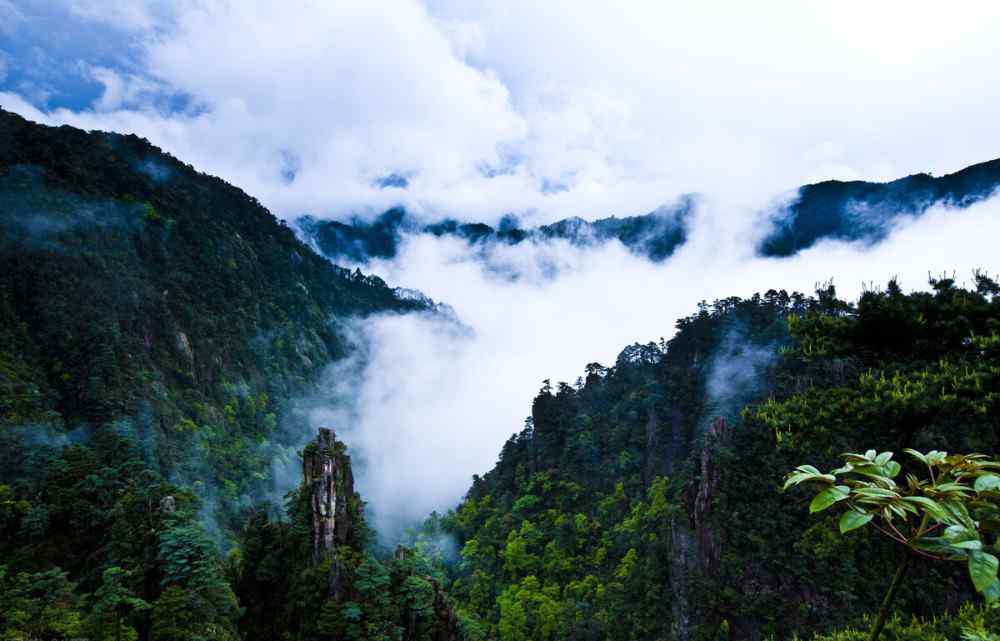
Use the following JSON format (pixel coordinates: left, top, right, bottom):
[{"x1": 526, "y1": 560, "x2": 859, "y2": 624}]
[
  {"x1": 3, "y1": 1, "x2": 1000, "y2": 538},
  {"x1": 301, "y1": 194, "x2": 1000, "y2": 537},
  {"x1": 3, "y1": 1, "x2": 1000, "y2": 223}
]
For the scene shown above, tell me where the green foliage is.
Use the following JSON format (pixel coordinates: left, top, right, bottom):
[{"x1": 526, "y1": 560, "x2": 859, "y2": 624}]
[
  {"x1": 0, "y1": 566, "x2": 84, "y2": 640},
  {"x1": 787, "y1": 449, "x2": 1000, "y2": 602},
  {"x1": 772, "y1": 603, "x2": 1000, "y2": 640},
  {"x1": 0, "y1": 110, "x2": 440, "y2": 640},
  {"x1": 4, "y1": 110, "x2": 1000, "y2": 641},
  {"x1": 436, "y1": 279, "x2": 1000, "y2": 640},
  {"x1": 87, "y1": 567, "x2": 150, "y2": 641}
]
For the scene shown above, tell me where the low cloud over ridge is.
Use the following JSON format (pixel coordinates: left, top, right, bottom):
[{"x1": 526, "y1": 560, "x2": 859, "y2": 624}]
[{"x1": 300, "y1": 193, "x2": 1000, "y2": 538}]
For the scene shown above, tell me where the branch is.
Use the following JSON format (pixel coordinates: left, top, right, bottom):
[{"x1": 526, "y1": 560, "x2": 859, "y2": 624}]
[
  {"x1": 904, "y1": 545, "x2": 945, "y2": 562},
  {"x1": 871, "y1": 522, "x2": 908, "y2": 545},
  {"x1": 886, "y1": 519, "x2": 910, "y2": 544}
]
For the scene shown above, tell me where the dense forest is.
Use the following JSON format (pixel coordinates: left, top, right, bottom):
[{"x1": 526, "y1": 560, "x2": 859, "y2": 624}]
[
  {"x1": 417, "y1": 278, "x2": 1000, "y2": 640},
  {"x1": 0, "y1": 109, "x2": 459, "y2": 640},
  {"x1": 2, "y1": 111, "x2": 999, "y2": 640}
]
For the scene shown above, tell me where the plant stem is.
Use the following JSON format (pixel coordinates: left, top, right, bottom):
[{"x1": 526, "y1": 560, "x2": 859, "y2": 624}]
[{"x1": 867, "y1": 552, "x2": 911, "y2": 641}]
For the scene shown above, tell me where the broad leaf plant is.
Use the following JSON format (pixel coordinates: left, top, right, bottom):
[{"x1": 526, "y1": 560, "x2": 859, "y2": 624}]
[{"x1": 785, "y1": 449, "x2": 1000, "y2": 641}]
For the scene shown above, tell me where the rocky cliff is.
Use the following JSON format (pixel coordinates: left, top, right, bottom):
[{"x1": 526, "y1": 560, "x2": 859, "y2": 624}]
[{"x1": 303, "y1": 427, "x2": 358, "y2": 562}]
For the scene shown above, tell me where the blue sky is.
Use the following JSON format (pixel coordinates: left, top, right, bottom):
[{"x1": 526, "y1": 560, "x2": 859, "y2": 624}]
[{"x1": 1, "y1": 2, "x2": 136, "y2": 109}]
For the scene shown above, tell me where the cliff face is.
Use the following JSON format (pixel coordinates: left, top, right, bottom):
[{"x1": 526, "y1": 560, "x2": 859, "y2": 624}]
[
  {"x1": 671, "y1": 416, "x2": 732, "y2": 641},
  {"x1": 303, "y1": 427, "x2": 357, "y2": 562},
  {"x1": 294, "y1": 429, "x2": 463, "y2": 640}
]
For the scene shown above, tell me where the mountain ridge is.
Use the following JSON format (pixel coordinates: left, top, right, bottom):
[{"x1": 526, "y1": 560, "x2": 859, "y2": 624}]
[{"x1": 295, "y1": 157, "x2": 1000, "y2": 266}]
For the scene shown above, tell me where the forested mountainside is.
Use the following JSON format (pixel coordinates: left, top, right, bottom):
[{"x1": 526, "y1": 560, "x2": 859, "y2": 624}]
[
  {"x1": 295, "y1": 158, "x2": 1000, "y2": 267},
  {"x1": 0, "y1": 110, "x2": 460, "y2": 640},
  {"x1": 420, "y1": 278, "x2": 1000, "y2": 640},
  {"x1": 2, "y1": 109, "x2": 999, "y2": 641},
  {"x1": 760, "y1": 157, "x2": 1000, "y2": 256}
]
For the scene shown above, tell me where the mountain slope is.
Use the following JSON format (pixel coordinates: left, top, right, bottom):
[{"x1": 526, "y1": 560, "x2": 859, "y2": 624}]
[
  {"x1": 760, "y1": 157, "x2": 1000, "y2": 256},
  {"x1": 428, "y1": 278, "x2": 1000, "y2": 640},
  {"x1": 295, "y1": 158, "x2": 1000, "y2": 266},
  {"x1": 0, "y1": 110, "x2": 463, "y2": 641},
  {"x1": 0, "y1": 108, "x2": 431, "y2": 499}
]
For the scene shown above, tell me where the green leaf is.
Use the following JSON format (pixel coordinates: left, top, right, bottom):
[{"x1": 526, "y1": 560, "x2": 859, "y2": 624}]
[
  {"x1": 927, "y1": 451, "x2": 948, "y2": 466},
  {"x1": 884, "y1": 461, "x2": 901, "y2": 478},
  {"x1": 942, "y1": 500, "x2": 977, "y2": 530},
  {"x1": 944, "y1": 524, "x2": 977, "y2": 543},
  {"x1": 809, "y1": 486, "x2": 850, "y2": 513},
  {"x1": 968, "y1": 550, "x2": 999, "y2": 593},
  {"x1": 982, "y1": 578, "x2": 1000, "y2": 603},
  {"x1": 852, "y1": 487, "x2": 900, "y2": 499},
  {"x1": 950, "y1": 539, "x2": 983, "y2": 551},
  {"x1": 935, "y1": 482, "x2": 974, "y2": 494},
  {"x1": 975, "y1": 474, "x2": 1000, "y2": 493},
  {"x1": 875, "y1": 452, "x2": 893, "y2": 466},
  {"x1": 900, "y1": 496, "x2": 948, "y2": 520},
  {"x1": 912, "y1": 536, "x2": 963, "y2": 558},
  {"x1": 839, "y1": 511, "x2": 873, "y2": 533},
  {"x1": 783, "y1": 468, "x2": 836, "y2": 490}
]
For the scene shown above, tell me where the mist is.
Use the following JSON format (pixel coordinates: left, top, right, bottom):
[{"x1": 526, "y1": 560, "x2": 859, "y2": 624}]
[
  {"x1": 287, "y1": 192, "x2": 1000, "y2": 539},
  {"x1": 6, "y1": 0, "x2": 1000, "y2": 543}
]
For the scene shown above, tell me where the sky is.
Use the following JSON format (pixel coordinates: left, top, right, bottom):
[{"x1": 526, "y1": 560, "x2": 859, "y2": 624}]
[
  {"x1": 3, "y1": 1, "x2": 1000, "y2": 537},
  {"x1": 4, "y1": 1, "x2": 1000, "y2": 224}
]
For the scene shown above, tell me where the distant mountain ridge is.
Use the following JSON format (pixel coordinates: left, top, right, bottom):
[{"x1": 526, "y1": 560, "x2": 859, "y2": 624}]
[
  {"x1": 296, "y1": 195, "x2": 695, "y2": 264},
  {"x1": 296, "y1": 158, "x2": 1000, "y2": 265},
  {"x1": 761, "y1": 157, "x2": 1000, "y2": 256}
]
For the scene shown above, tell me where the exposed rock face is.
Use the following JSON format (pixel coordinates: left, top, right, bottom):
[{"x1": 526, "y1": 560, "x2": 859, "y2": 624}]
[
  {"x1": 693, "y1": 416, "x2": 730, "y2": 572},
  {"x1": 428, "y1": 576, "x2": 463, "y2": 641},
  {"x1": 175, "y1": 331, "x2": 194, "y2": 362},
  {"x1": 303, "y1": 427, "x2": 356, "y2": 562},
  {"x1": 159, "y1": 495, "x2": 176, "y2": 514},
  {"x1": 671, "y1": 416, "x2": 732, "y2": 641}
]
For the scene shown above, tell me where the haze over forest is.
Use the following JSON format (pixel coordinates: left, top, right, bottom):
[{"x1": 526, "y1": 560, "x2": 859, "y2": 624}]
[{"x1": 2, "y1": 3, "x2": 1000, "y2": 641}]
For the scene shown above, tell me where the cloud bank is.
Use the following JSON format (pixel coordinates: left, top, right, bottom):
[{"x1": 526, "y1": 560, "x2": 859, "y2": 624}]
[
  {"x1": 296, "y1": 193, "x2": 1000, "y2": 538},
  {"x1": 3, "y1": 1, "x2": 1000, "y2": 223},
  {"x1": 3, "y1": 1, "x2": 1000, "y2": 538}
]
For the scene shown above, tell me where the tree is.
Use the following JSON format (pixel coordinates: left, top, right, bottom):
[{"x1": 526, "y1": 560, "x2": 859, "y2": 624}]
[
  {"x1": 154, "y1": 521, "x2": 240, "y2": 641},
  {"x1": 87, "y1": 567, "x2": 150, "y2": 641},
  {"x1": 785, "y1": 449, "x2": 1000, "y2": 641},
  {"x1": 0, "y1": 566, "x2": 83, "y2": 640}
]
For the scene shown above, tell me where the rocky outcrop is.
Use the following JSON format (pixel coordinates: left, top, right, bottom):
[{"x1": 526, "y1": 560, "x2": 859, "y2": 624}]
[
  {"x1": 303, "y1": 427, "x2": 357, "y2": 562},
  {"x1": 671, "y1": 416, "x2": 732, "y2": 641},
  {"x1": 428, "y1": 576, "x2": 463, "y2": 641},
  {"x1": 693, "y1": 416, "x2": 730, "y2": 572}
]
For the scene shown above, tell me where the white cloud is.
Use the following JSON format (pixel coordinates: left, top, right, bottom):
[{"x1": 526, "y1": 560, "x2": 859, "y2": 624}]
[
  {"x1": 3, "y1": 1, "x2": 1000, "y2": 223},
  {"x1": 0, "y1": 0, "x2": 25, "y2": 35},
  {"x1": 294, "y1": 193, "x2": 1000, "y2": 537},
  {"x1": 4, "y1": 0, "x2": 1000, "y2": 538}
]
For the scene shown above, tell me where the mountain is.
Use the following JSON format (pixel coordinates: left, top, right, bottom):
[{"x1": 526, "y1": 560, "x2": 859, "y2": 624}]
[
  {"x1": 0, "y1": 109, "x2": 459, "y2": 640},
  {"x1": 296, "y1": 158, "x2": 1000, "y2": 266},
  {"x1": 760, "y1": 157, "x2": 1000, "y2": 256},
  {"x1": 3, "y1": 107, "x2": 999, "y2": 641},
  {"x1": 295, "y1": 195, "x2": 694, "y2": 265},
  {"x1": 419, "y1": 278, "x2": 1000, "y2": 640},
  {"x1": 0, "y1": 107, "x2": 441, "y2": 524}
]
